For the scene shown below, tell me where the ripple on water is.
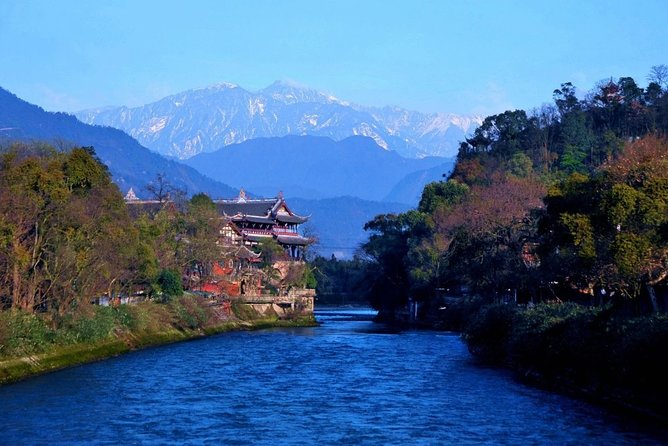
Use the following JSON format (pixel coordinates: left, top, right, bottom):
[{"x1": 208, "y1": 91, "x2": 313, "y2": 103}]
[{"x1": 0, "y1": 309, "x2": 667, "y2": 445}]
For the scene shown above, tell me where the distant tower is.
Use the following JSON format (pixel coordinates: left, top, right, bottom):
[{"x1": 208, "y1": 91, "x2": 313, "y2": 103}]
[
  {"x1": 237, "y1": 188, "x2": 247, "y2": 203},
  {"x1": 124, "y1": 187, "x2": 139, "y2": 201}
]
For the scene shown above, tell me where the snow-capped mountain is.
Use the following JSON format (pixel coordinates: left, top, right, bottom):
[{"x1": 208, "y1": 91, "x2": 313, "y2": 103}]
[{"x1": 76, "y1": 81, "x2": 482, "y2": 159}]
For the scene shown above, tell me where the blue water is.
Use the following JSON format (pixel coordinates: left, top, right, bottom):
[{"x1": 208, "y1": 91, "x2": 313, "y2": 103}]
[{"x1": 1, "y1": 307, "x2": 666, "y2": 445}]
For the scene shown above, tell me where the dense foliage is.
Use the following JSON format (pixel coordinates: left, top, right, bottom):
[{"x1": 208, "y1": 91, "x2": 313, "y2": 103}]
[
  {"x1": 361, "y1": 68, "x2": 668, "y2": 317},
  {"x1": 354, "y1": 67, "x2": 668, "y2": 417},
  {"x1": 0, "y1": 143, "x2": 291, "y2": 320},
  {"x1": 310, "y1": 255, "x2": 376, "y2": 305},
  {"x1": 0, "y1": 144, "x2": 144, "y2": 315},
  {"x1": 462, "y1": 302, "x2": 668, "y2": 414}
]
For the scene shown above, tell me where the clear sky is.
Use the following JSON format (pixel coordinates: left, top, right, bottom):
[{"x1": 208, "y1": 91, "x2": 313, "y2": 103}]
[{"x1": 1, "y1": 0, "x2": 666, "y2": 116}]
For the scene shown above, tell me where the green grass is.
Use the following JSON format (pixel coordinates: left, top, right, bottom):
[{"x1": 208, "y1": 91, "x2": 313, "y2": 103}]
[{"x1": 0, "y1": 297, "x2": 316, "y2": 385}]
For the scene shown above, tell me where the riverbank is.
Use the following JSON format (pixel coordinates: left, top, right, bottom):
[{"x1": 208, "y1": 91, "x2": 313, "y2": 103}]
[
  {"x1": 434, "y1": 299, "x2": 668, "y2": 422},
  {"x1": 0, "y1": 296, "x2": 317, "y2": 385}
]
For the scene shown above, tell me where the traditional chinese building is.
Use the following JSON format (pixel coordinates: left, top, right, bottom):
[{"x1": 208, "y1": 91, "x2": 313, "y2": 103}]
[
  {"x1": 123, "y1": 189, "x2": 312, "y2": 259},
  {"x1": 123, "y1": 189, "x2": 314, "y2": 310},
  {"x1": 215, "y1": 190, "x2": 311, "y2": 260}
]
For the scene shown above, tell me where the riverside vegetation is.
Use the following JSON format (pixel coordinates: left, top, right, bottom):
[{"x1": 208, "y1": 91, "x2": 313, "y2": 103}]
[
  {"x1": 350, "y1": 68, "x2": 668, "y2": 419},
  {"x1": 0, "y1": 296, "x2": 316, "y2": 385},
  {"x1": 0, "y1": 144, "x2": 315, "y2": 383},
  {"x1": 2, "y1": 68, "x2": 668, "y2": 419}
]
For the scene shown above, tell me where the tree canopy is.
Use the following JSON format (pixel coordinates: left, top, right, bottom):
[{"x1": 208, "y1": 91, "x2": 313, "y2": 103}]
[{"x1": 361, "y1": 69, "x2": 668, "y2": 317}]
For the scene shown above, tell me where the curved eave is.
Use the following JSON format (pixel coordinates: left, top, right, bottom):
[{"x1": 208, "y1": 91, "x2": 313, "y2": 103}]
[
  {"x1": 276, "y1": 235, "x2": 311, "y2": 246},
  {"x1": 236, "y1": 215, "x2": 275, "y2": 224},
  {"x1": 235, "y1": 245, "x2": 262, "y2": 260},
  {"x1": 276, "y1": 214, "x2": 309, "y2": 224}
]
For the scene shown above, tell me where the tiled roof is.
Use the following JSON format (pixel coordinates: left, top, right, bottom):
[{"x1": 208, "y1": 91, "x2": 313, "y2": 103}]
[
  {"x1": 276, "y1": 214, "x2": 308, "y2": 224},
  {"x1": 214, "y1": 198, "x2": 277, "y2": 217},
  {"x1": 238, "y1": 215, "x2": 275, "y2": 224},
  {"x1": 276, "y1": 235, "x2": 311, "y2": 246},
  {"x1": 245, "y1": 234, "x2": 273, "y2": 243}
]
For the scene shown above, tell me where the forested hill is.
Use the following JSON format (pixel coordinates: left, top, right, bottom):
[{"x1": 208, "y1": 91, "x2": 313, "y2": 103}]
[
  {"x1": 0, "y1": 87, "x2": 237, "y2": 198},
  {"x1": 358, "y1": 68, "x2": 668, "y2": 316},
  {"x1": 450, "y1": 76, "x2": 668, "y2": 184}
]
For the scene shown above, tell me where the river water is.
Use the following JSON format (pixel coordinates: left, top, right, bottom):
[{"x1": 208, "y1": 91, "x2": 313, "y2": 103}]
[{"x1": 1, "y1": 307, "x2": 666, "y2": 445}]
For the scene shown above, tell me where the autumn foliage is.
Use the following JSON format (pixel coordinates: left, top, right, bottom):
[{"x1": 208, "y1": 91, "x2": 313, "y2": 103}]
[{"x1": 363, "y1": 70, "x2": 668, "y2": 317}]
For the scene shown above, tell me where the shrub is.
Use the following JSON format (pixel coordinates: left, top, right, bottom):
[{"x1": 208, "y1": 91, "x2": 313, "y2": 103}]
[
  {"x1": 617, "y1": 314, "x2": 668, "y2": 394},
  {"x1": 170, "y1": 296, "x2": 208, "y2": 330},
  {"x1": 123, "y1": 302, "x2": 171, "y2": 333},
  {"x1": 112, "y1": 305, "x2": 137, "y2": 331},
  {"x1": 1, "y1": 310, "x2": 55, "y2": 356},
  {"x1": 156, "y1": 269, "x2": 183, "y2": 303},
  {"x1": 462, "y1": 303, "x2": 516, "y2": 363},
  {"x1": 71, "y1": 307, "x2": 116, "y2": 343},
  {"x1": 0, "y1": 312, "x2": 10, "y2": 356},
  {"x1": 507, "y1": 303, "x2": 614, "y2": 382},
  {"x1": 436, "y1": 296, "x2": 485, "y2": 331}
]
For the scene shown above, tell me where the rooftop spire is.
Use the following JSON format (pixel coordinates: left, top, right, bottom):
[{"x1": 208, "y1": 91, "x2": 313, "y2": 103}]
[
  {"x1": 237, "y1": 188, "x2": 247, "y2": 203},
  {"x1": 124, "y1": 187, "x2": 138, "y2": 201}
]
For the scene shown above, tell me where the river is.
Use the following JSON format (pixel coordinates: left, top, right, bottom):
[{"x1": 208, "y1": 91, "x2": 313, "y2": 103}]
[{"x1": 1, "y1": 307, "x2": 666, "y2": 445}]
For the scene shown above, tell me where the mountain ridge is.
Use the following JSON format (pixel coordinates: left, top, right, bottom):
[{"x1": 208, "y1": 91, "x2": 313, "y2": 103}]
[
  {"x1": 0, "y1": 86, "x2": 238, "y2": 199},
  {"x1": 182, "y1": 134, "x2": 453, "y2": 204},
  {"x1": 76, "y1": 81, "x2": 482, "y2": 159}
]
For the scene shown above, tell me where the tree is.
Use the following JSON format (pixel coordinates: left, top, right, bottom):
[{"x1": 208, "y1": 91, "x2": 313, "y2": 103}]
[
  {"x1": 527, "y1": 105, "x2": 559, "y2": 173},
  {"x1": 507, "y1": 152, "x2": 533, "y2": 178},
  {"x1": 647, "y1": 65, "x2": 668, "y2": 90},
  {"x1": 63, "y1": 147, "x2": 109, "y2": 193},
  {"x1": 600, "y1": 136, "x2": 668, "y2": 307},
  {"x1": 418, "y1": 179, "x2": 469, "y2": 214},
  {"x1": 156, "y1": 269, "x2": 183, "y2": 302},
  {"x1": 540, "y1": 136, "x2": 668, "y2": 309},
  {"x1": 557, "y1": 110, "x2": 594, "y2": 172},
  {"x1": 0, "y1": 144, "x2": 140, "y2": 315},
  {"x1": 145, "y1": 173, "x2": 185, "y2": 204},
  {"x1": 361, "y1": 212, "x2": 421, "y2": 316},
  {"x1": 181, "y1": 193, "x2": 220, "y2": 285},
  {"x1": 553, "y1": 82, "x2": 580, "y2": 115},
  {"x1": 458, "y1": 110, "x2": 531, "y2": 160},
  {"x1": 434, "y1": 177, "x2": 546, "y2": 298}
]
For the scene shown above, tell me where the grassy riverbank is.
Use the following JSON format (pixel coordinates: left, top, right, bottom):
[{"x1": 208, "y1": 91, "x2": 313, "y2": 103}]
[
  {"x1": 438, "y1": 299, "x2": 668, "y2": 421},
  {"x1": 0, "y1": 296, "x2": 317, "y2": 385}
]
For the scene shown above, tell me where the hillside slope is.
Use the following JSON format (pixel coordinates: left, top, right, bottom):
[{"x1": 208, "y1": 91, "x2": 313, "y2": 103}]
[{"x1": 0, "y1": 87, "x2": 237, "y2": 198}]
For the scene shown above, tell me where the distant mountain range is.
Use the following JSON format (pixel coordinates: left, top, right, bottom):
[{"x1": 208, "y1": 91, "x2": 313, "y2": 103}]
[
  {"x1": 183, "y1": 134, "x2": 453, "y2": 256},
  {"x1": 0, "y1": 87, "x2": 237, "y2": 198},
  {"x1": 183, "y1": 135, "x2": 454, "y2": 204},
  {"x1": 76, "y1": 81, "x2": 482, "y2": 159},
  {"x1": 1, "y1": 86, "x2": 453, "y2": 258}
]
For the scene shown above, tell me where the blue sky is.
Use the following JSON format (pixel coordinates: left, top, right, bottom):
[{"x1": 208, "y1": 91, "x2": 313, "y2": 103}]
[{"x1": 1, "y1": 0, "x2": 666, "y2": 116}]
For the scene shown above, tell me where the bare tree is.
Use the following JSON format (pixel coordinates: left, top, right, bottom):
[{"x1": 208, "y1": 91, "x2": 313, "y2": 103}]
[
  {"x1": 145, "y1": 173, "x2": 185, "y2": 203},
  {"x1": 647, "y1": 64, "x2": 668, "y2": 89}
]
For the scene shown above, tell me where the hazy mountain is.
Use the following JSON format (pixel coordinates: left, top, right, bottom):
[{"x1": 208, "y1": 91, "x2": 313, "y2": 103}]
[
  {"x1": 76, "y1": 81, "x2": 482, "y2": 159},
  {"x1": 183, "y1": 135, "x2": 451, "y2": 204},
  {"x1": 0, "y1": 87, "x2": 237, "y2": 198},
  {"x1": 288, "y1": 196, "x2": 412, "y2": 259},
  {"x1": 384, "y1": 160, "x2": 455, "y2": 204},
  {"x1": 0, "y1": 87, "x2": 451, "y2": 259}
]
